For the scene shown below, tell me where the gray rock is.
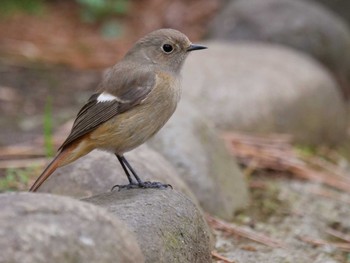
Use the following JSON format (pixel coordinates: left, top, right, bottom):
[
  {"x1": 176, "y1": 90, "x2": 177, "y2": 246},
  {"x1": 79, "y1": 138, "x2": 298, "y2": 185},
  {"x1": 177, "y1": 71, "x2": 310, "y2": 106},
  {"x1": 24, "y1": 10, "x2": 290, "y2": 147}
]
[
  {"x1": 209, "y1": 0, "x2": 350, "y2": 99},
  {"x1": 84, "y1": 189, "x2": 212, "y2": 263},
  {"x1": 181, "y1": 41, "x2": 348, "y2": 146},
  {"x1": 38, "y1": 145, "x2": 198, "y2": 205},
  {"x1": 148, "y1": 100, "x2": 249, "y2": 220},
  {"x1": 303, "y1": 0, "x2": 350, "y2": 26},
  {"x1": 0, "y1": 192, "x2": 144, "y2": 263}
]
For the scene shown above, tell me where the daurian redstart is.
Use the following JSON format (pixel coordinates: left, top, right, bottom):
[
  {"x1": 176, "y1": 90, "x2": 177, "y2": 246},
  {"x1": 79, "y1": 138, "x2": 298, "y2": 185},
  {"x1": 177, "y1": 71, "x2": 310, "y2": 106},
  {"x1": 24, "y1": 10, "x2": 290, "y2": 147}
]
[{"x1": 29, "y1": 28, "x2": 207, "y2": 192}]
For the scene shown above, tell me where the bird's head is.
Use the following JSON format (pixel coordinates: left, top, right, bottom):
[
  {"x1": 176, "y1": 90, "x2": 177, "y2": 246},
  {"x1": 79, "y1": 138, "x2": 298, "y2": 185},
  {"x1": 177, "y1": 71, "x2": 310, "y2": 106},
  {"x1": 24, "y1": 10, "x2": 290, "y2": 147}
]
[{"x1": 124, "y1": 28, "x2": 207, "y2": 74}]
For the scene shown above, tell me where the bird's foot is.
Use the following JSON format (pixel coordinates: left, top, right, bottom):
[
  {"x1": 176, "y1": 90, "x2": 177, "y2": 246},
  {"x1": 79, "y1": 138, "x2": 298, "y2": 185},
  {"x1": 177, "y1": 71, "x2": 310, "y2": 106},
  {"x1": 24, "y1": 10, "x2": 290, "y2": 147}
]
[
  {"x1": 111, "y1": 181, "x2": 172, "y2": 191},
  {"x1": 139, "y1": 181, "x2": 173, "y2": 189}
]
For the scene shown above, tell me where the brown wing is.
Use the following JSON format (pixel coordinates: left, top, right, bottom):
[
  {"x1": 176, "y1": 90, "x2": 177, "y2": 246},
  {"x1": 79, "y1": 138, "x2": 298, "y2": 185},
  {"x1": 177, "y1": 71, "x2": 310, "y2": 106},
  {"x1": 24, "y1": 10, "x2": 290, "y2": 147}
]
[{"x1": 58, "y1": 69, "x2": 155, "y2": 151}]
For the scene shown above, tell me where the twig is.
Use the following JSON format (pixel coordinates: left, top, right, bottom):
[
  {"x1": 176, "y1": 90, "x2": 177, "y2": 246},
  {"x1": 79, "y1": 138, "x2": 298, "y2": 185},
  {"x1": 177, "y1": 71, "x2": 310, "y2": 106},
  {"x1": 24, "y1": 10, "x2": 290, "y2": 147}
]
[
  {"x1": 298, "y1": 235, "x2": 350, "y2": 252},
  {"x1": 0, "y1": 158, "x2": 47, "y2": 169},
  {"x1": 290, "y1": 166, "x2": 350, "y2": 194},
  {"x1": 308, "y1": 188, "x2": 350, "y2": 205},
  {"x1": 222, "y1": 132, "x2": 292, "y2": 146},
  {"x1": 206, "y1": 214, "x2": 285, "y2": 248},
  {"x1": 303, "y1": 156, "x2": 350, "y2": 184},
  {"x1": 326, "y1": 228, "x2": 350, "y2": 243},
  {"x1": 0, "y1": 145, "x2": 45, "y2": 158},
  {"x1": 211, "y1": 251, "x2": 235, "y2": 263},
  {"x1": 249, "y1": 180, "x2": 267, "y2": 189},
  {"x1": 223, "y1": 132, "x2": 350, "y2": 193}
]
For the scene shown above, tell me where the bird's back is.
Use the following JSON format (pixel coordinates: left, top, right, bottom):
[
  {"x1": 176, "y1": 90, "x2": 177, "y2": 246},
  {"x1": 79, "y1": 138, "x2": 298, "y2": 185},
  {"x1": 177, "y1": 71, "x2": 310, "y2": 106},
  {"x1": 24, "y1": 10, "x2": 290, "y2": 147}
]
[{"x1": 89, "y1": 66, "x2": 181, "y2": 154}]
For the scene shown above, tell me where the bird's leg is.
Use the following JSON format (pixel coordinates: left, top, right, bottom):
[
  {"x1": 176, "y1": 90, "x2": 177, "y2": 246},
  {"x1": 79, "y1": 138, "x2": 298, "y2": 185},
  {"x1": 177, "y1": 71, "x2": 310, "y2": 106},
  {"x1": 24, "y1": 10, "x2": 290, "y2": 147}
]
[
  {"x1": 111, "y1": 154, "x2": 137, "y2": 191},
  {"x1": 117, "y1": 154, "x2": 136, "y2": 184},
  {"x1": 112, "y1": 154, "x2": 172, "y2": 190}
]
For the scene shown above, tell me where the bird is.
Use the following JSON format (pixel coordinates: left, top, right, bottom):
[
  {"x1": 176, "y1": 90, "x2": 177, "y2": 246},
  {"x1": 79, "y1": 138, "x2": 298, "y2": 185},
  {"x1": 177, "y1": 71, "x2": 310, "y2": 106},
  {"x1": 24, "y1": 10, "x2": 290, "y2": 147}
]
[{"x1": 29, "y1": 28, "x2": 207, "y2": 192}]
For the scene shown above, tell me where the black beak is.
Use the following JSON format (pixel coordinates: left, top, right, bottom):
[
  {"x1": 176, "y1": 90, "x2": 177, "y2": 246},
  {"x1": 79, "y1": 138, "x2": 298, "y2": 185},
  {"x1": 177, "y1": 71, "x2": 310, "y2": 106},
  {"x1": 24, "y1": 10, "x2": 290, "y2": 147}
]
[{"x1": 187, "y1": 44, "x2": 207, "y2": 52}]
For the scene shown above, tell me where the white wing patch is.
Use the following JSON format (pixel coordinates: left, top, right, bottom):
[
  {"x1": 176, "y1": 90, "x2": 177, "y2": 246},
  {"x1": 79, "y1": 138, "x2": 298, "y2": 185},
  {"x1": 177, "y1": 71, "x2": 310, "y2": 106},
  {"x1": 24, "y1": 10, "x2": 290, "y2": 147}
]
[
  {"x1": 97, "y1": 92, "x2": 130, "y2": 103},
  {"x1": 97, "y1": 93, "x2": 117, "y2": 102}
]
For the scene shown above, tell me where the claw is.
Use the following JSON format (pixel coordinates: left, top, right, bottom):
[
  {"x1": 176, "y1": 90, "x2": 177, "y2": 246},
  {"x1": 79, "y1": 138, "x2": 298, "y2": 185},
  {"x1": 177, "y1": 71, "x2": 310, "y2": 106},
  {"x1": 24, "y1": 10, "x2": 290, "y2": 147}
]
[{"x1": 111, "y1": 181, "x2": 172, "y2": 191}]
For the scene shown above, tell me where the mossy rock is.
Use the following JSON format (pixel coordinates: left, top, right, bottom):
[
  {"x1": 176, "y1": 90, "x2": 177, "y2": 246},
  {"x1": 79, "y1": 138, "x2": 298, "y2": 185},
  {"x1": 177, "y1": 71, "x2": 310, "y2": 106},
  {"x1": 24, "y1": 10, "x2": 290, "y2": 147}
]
[{"x1": 84, "y1": 189, "x2": 212, "y2": 263}]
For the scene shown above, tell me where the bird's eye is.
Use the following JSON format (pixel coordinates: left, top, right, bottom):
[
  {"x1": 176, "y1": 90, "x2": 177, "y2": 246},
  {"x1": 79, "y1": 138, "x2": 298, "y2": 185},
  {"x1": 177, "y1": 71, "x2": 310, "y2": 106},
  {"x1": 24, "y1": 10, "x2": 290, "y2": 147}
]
[{"x1": 162, "y1": 44, "x2": 174, "y2": 53}]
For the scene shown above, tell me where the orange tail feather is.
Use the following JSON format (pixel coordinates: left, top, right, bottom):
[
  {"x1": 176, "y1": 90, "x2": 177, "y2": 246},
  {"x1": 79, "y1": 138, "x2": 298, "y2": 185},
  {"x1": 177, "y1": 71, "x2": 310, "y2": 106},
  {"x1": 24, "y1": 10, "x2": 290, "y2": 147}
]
[
  {"x1": 29, "y1": 137, "x2": 93, "y2": 192},
  {"x1": 29, "y1": 148, "x2": 73, "y2": 192}
]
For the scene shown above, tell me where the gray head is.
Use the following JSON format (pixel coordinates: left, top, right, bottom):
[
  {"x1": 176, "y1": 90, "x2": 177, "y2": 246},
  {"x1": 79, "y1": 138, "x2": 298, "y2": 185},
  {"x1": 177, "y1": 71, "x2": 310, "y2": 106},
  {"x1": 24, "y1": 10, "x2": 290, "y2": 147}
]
[{"x1": 124, "y1": 28, "x2": 207, "y2": 74}]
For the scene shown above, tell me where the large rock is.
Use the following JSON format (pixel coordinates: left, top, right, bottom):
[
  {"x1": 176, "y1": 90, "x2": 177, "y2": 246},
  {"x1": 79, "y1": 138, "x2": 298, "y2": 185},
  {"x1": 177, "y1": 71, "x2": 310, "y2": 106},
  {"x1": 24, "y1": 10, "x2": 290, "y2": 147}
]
[
  {"x1": 148, "y1": 100, "x2": 249, "y2": 220},
  {"x1": 84, "y1": 189, "x2": 212, "y2": 263},
  {"x1": 208, "y1": 0, "x2": 350, "y2": 99},
  {"x1": 303, "y1": 0, "x2": 350, "y2": 26},
  {"x1": 38, "y1": 145, "x2": 198, "y2": 205},
  {"x1": 181, "y1": 41, "x2": 348, "y2": 146},
  {"x1": 0, "y1": 192, "x2": 144, "y2": 263}
]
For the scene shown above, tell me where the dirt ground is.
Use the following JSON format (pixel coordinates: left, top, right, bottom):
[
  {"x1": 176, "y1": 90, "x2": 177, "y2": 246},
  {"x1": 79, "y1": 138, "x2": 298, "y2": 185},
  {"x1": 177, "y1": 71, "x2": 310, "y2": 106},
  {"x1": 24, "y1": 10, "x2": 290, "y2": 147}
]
[
  {"x1": 1, "y1": 2, "x2": 350, "y2": 263},
  {"x1": 213, "y1": 174, "x2": 350, "y2": 263}
]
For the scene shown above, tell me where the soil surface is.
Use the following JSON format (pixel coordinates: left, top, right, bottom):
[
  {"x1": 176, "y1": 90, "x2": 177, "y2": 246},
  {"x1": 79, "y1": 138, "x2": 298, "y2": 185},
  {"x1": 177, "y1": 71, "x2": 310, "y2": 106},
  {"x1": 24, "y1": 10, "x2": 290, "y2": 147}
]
[{"x1": 214, "y1": 173, "x2": 350, "y2": 263}]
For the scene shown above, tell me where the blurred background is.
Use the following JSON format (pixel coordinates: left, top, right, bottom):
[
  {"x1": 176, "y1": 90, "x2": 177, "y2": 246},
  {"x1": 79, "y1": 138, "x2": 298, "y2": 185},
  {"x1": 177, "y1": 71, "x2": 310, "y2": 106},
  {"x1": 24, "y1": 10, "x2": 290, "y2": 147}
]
[
  {"x1": 1, "y1": 0, "x2": 350, "y2": 261},
  {"x1": 0, "y1": 0, "x2": 220, "y2": 146}
]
